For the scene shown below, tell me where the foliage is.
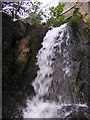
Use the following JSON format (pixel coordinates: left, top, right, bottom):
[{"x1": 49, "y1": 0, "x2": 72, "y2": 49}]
[
  {"x1": 2, "y1": 1, "x2": 66, "y2": 27},
  {"x1": 69, "y1": 8, "x2": 79, "y2": 34},
  {"x1": 46, "y1": 3, "x2": 66, "y2": 27},
  {"x1": 74, "y1": 62, "x2": 86, "y2": 98},
  {"x1": 2, "y1": 2, "x2": 25, "y2": 19},
  {"x1": 2, "y1": 1, "x2": 44, "y2": 27},
  {"x1": 26, "y1": 1, "x2": 43, "y2": 27}
]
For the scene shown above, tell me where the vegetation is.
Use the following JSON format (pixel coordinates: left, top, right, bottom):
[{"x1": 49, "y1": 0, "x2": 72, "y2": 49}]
[
  {"x1": 69, "y1": 8, "x2": 79, "y2": 34},
  {"x1": 2, "y1": 1, "x2": 43, "y2": 26},
  {"x1": 2, "y1": 1, "x2": 66, "y2": 27},
  {"x1": 73, "y1": 62, "x2": 86, "y2": 102},
  {"x1": 25, "y1": 1, "x2": 43, "y2": 27},
  {"x1": 46, "y1": 3, "x2": 66, "y2": 27},
  {"x1": 2, "y1": 2, "x2": 25, "y2": 19}
]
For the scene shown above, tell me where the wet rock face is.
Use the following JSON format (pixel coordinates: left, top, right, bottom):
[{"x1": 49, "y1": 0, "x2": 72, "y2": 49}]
[
  {"x1": 2, "y1": 13, "x2": 48, "y2": 118},
  {"x1": 76, "y1": 17, "x2": 90, "y2": 105},
  {"x1": 66, "y1": 110, "x2": 90, "y2": 120}
]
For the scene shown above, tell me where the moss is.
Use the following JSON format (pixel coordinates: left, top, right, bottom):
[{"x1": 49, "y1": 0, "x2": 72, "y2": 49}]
[
  {"x1": 73, "y1": 62, "x2": 86, "y2": 101},
  {"x1": 74, "y1": 63, "x2": 81, "y2": 87},
  {"x1": 69, "y1": 15, "x2": 79, "y2": 34},
  {"x1": 69, "y1": 9, "x2": 80, "y2": 34}
]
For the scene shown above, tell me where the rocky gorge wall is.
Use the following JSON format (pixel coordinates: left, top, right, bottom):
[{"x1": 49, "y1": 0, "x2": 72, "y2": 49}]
[
  {"x1": 77, "y1": 16, "x2": 90, "y2": 106},
  {"x1": 2, "y1": 11, "x2": 90, "y2": 118},
  {"x1": 2, "y1": 12, "x2": 48, "y2": 118},
  {"x1": 68, "y1": 13, "x2": 90, "y2": 107}
]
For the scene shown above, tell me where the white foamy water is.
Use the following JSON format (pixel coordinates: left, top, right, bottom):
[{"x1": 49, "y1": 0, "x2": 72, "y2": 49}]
[
  {"x1": 23, "y1": 99, "x2": 72, "y2": 118},
  {"x1": 33, "y1": 23, "x2": 67, "y2": 96},
  {"x1": 23, "y1": 23, "x2": 88, "y2": 118}
]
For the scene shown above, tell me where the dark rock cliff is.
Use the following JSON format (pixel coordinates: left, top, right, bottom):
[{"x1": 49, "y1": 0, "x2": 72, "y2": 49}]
[
  {"x1": 77, "y1": 17, "x2": 90, "y2": 107},
  {"x1": 70, "y1": 15, "x2": 90, "y2": 107},
  {"x1": 2, "y1": 12, "x2": 48, "y2": 118}
]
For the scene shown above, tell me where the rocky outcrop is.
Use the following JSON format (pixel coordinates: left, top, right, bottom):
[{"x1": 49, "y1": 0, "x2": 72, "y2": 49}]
[
  {"x1": 2, "y1": 12, "x2": 48, "y2": 118},
  {"x1": 71, "y1": 15, "x2": 90, "y2": 106},
  {"x1": 78, "y1": 18, "x2": 90, "y2": 107}
]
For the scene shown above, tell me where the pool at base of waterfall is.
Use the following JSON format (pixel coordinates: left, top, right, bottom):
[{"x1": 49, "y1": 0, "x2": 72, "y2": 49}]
[{"x1": 23, "y1": 98, "x2": 88, "y2": 118}]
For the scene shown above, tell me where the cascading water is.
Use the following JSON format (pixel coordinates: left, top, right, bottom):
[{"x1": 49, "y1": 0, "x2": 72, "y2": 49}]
[{"x1": 23, "y1": 23, "x2": 88, "y2": 118}]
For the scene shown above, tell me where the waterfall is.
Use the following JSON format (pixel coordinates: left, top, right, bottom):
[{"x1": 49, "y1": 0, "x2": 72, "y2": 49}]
[{"x1": 23, "y1": 23, "x2": 88, "y2": 118}]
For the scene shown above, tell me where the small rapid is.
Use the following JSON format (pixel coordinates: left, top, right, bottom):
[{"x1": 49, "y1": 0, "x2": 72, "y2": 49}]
[{"x1": 23, "y1": 23, "x2": 88, "y2": 118}]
